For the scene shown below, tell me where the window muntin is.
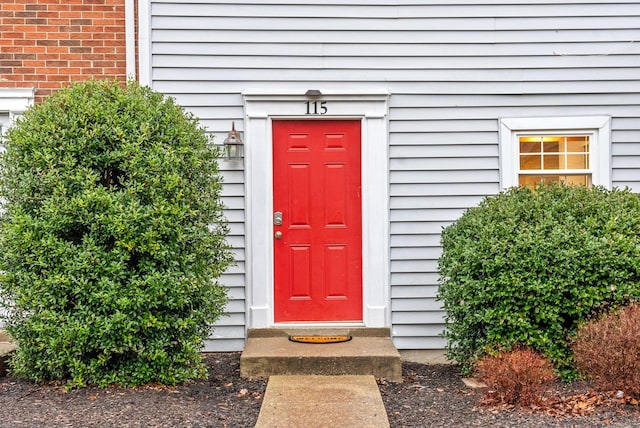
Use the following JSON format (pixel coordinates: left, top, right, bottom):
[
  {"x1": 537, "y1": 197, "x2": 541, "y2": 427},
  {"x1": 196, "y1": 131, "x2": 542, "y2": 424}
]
[{"x1": 517, "y1": 134, "x2": 591, "y2": 187}]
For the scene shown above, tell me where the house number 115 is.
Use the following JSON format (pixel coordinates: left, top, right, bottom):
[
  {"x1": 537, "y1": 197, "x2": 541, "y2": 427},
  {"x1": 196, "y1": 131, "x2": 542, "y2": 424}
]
[{"x1": 305, "y1": 101, "x2": 328, "y2": 115}]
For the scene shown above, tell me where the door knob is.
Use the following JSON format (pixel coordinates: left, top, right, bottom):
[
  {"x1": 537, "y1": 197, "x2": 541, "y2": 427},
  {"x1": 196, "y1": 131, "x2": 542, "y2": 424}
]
[{"x1": 274, "y1": 231, "x2": 283, "y2": 239}]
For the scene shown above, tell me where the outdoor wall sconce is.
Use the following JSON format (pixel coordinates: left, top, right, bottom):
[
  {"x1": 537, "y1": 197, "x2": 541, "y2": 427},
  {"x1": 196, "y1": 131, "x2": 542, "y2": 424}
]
[
  {"x1": 223, "y1": 121, "x2": 244, "y2": 160},
  {"x1": 305, "y1": 89, "x2": 322, "y2": 98}
]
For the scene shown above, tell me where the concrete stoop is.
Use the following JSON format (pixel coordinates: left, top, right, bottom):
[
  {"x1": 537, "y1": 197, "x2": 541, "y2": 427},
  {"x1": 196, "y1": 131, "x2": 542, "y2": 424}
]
[
  {"x1": 240, "y1": 328, "x2": 402, "y2": 382},
  {"x1": 0, "y1": 330, "x2": 16, "y2": 378}
]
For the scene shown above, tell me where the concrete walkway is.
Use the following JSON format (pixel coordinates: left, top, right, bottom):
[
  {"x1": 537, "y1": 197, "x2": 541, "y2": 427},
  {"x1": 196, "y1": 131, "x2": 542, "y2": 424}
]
[{"x1": 255, "y1": 375, "x2": 390, "y2": 428}]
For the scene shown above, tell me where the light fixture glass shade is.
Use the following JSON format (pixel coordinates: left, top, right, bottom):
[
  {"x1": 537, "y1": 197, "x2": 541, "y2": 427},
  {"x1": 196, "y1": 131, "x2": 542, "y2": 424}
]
[{"x1": 225, "y1": 140, "x2": 243, "y2": 160}]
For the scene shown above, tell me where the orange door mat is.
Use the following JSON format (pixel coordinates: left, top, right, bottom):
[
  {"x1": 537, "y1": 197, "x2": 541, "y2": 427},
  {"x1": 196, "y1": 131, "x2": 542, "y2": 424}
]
[{"x1": 288, "y1": 335, "x2": 352, "y2": 344}]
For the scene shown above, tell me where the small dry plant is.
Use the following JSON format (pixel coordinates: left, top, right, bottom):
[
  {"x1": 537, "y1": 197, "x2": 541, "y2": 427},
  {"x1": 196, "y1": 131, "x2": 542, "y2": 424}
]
[
  {"x1": 475, "y1": 346, "x2": 557, "y2": 407},
  {"x1": 572, "y1": 303, "x2": 640, "y2": 398}
]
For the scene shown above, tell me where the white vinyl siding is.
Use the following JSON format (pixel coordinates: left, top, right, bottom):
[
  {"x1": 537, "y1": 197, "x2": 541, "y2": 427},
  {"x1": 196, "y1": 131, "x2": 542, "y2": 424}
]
[
  {"x1": 144, "y1": 0, "x2": 640, "y2": 351},
  {"x1": 206, "y1": 162, "x2": 247, "y2": 352}
]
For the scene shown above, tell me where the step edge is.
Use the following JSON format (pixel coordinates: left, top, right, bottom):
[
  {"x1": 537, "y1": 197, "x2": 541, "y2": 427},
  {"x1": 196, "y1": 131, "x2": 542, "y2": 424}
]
[{"x1": 247, "y1": 327, "x2": 391, "y2": 338}]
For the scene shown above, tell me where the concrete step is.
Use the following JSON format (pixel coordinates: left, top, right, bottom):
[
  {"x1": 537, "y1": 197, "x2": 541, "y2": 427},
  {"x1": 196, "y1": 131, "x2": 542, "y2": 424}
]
[
  {"x1": 255, "y1": 375, "x2": 390, "y2": 428},
  {"x1": 0, "y1": 330, "x2": 16, "y2": 378},
  {"x1": 240, "y1": 328, "x2": 402, "y2": 381}
]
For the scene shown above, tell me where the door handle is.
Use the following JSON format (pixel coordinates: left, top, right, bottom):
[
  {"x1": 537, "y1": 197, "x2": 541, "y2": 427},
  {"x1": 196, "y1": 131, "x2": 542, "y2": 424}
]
[
  {"x1": 274, "y1": 231, "x2": 283, "y2": 239},
  {"x1": 273, "y1": 211, "x2": 283, "y2": 226}
]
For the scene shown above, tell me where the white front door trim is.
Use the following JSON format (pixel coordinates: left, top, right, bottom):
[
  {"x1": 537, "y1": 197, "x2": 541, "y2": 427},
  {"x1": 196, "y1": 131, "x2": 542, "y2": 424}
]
[{"x1": 242, "y1": 88, "x2": 390, "y2": 328}]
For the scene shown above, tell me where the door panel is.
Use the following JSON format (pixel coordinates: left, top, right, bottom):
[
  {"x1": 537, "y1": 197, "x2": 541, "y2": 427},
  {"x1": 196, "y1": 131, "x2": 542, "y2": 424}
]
[{"x1": 273, "y1": 120, "x2": 362, "y2": 322}]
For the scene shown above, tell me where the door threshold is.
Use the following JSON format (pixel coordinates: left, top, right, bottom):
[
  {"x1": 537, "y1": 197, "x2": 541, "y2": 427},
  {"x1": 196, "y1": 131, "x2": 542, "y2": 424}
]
[{"x1": 272, "y1": 322, "x2": 365, "y2": 328}]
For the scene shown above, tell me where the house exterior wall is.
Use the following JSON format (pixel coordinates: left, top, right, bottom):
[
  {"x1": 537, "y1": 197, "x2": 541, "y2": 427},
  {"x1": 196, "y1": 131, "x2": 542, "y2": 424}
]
[
  {"x1": 147, "y1": 0, "x2": 639, "y2": 352},
  {"x1": 0, "y1": 0, "x2": 128, "y2": 103}
]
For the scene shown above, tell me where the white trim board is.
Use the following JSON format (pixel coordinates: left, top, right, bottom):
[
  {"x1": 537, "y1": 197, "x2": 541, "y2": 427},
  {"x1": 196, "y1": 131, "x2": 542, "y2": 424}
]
[
  {"x1": 137, "y1": 0, "x2": 151, "y2": 86},
  {"x1": 0, "y1": 88, "x2": 34, "y2": 115},
  {"x1": 125, "y1": 0, "x2": 136, "y2": 80},
  {"x1": 242, "y1": 88, "x2": 391, "y2": 329}
]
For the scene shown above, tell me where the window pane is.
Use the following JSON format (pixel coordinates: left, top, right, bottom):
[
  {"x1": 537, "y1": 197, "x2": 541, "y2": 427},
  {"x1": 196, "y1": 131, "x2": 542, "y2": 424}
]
[
  {"x1": 520, "y1": 155, "x2": 541, "y2": 170},
  {"x1": 543, "y1": 136, "x2": 563, "y2": 153},
  {"x1": 567, "y1": 153, "x2": 588, "y2": 169},
  {"x1": 520, "y1": 137, "x2": 541, "y2": 153},
  {"x1": 519, "y1": 175, "x2": 544, "y2": 187},
  {"x1": 562, "y1": 175, "x2": 590, "y2": 186},
  {"x1": 566, "y1": 136, "x2": 589, "y2": 153},
  {"x1": 519, "y1": 174, "x2": 590, "y2": 187},
  {"x1": 519, "y1": 175, "x2": 561, "y2": 187},
  {"x1": 543, "y1": 154, "x2": 564, "y2": 170}
]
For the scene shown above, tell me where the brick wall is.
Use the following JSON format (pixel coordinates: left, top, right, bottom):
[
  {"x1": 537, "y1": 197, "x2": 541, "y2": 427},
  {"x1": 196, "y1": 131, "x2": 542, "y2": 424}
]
[{"x1": 0, "y1": 0, "x2": 127, "y2": 103}]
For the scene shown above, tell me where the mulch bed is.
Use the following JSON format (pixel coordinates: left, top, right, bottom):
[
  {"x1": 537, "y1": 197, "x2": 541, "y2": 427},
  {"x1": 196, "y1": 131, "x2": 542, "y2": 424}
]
[
  {"x1": 380, "y1": 362, "x2": 640, "y2": 428},
  {"x1": 1, "y1": 353, "x2": 639, "y2": 427}
]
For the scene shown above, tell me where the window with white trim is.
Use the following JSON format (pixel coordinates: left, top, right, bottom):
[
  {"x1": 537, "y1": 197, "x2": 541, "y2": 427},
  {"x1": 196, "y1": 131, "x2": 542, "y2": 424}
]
[
  {"x1": 0, "y1": 88, "x2": 35, "y2": 143},
  {"x1": 500, "y1": 116, "x2": 611, "y2": 189},
  {"x1": 0, "y1": 114, "x2": 8, "y2": 143}
]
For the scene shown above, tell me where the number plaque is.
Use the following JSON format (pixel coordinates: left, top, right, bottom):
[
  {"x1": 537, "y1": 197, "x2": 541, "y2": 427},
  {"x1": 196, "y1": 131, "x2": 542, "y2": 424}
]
[{"x1": 304, "y1": 101, "x2": 328, "y2": 115}]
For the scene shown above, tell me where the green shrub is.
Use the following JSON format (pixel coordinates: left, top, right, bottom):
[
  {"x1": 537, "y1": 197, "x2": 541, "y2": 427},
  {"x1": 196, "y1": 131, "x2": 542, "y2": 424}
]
[
  {"x1": 0, "y1": 80, "x2": 233, "y2": 387},
  {"x1": 572, "y1": 303, "x2": 640, "y2": 398},
  {"x1": 437, "y1": 183, "x2": 640, "y2": 378}
]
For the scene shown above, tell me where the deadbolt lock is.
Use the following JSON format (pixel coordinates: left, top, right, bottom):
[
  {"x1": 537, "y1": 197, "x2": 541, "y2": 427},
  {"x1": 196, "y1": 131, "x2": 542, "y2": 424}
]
[{"x1": 273, "y1": 211, "x2": 283, "y2": 226}]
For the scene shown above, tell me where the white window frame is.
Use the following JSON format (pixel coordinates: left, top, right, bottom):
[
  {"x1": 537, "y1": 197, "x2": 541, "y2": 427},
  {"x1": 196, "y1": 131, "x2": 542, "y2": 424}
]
[
  {"x1": 0, "y1": 88, "x2": 34, "y2": 326},
  {"x1": 500, "y1": 116, "x2": 611, "y2": 190},
  {"x1": 0, "y1": 88, "x2": 35, "y2": 136}
]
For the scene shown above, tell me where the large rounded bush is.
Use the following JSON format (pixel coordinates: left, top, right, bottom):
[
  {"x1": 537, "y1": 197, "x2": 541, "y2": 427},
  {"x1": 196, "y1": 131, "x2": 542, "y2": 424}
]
[
  {"x1": 437, "y1": 184, "x2": 640, "y2": 377},
  {"x1": 0, "y1": 80, "x2": 233, "y2": 387}
]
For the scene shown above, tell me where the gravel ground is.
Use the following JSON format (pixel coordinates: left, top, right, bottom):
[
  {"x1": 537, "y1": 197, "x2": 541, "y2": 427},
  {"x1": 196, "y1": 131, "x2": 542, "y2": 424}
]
[{"x1": 1, "y1": 352, "x2": 639, "y2": 427}]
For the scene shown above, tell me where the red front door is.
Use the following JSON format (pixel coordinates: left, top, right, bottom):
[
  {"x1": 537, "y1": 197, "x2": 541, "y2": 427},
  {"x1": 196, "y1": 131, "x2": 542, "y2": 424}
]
[{"x1": 273, "y1": 120, "x2": 362, "y2": 322}]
